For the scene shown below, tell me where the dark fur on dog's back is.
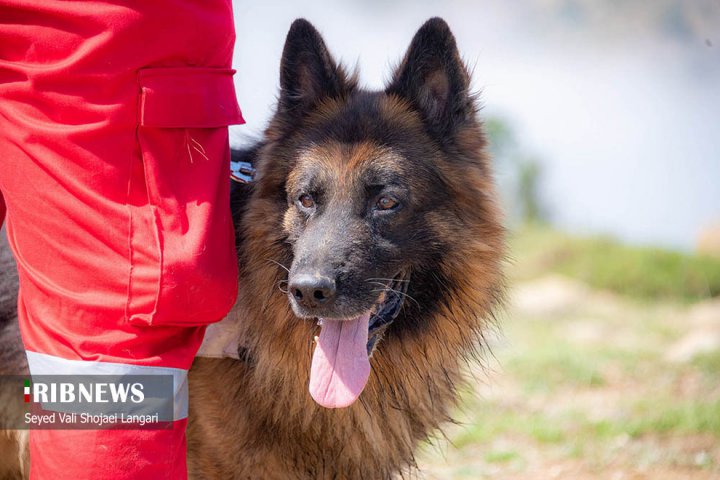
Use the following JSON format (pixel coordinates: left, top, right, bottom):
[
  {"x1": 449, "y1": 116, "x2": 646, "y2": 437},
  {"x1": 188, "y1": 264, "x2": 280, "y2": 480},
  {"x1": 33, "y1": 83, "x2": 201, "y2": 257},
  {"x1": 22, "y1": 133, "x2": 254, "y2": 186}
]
[
  {"x1": 0, "y1": 230, "x2": 26, "y2": 377},
  {"x1": 0, "y1": 231, "x2": 29, "y2": 479},
  {"x1": 188, "y1": 18, "x2": 504, "y2": 479}
]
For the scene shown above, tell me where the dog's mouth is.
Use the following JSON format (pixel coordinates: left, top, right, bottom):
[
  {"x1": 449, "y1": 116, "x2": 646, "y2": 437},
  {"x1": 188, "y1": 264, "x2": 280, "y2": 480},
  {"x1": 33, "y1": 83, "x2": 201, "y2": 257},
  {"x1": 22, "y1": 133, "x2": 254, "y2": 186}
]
[
  {"x1": 309, "y1": 272, "x2": 408, "y2": 409},
  {"x1": 366, "y1": 273, "x2": 409, "y2": 356}
]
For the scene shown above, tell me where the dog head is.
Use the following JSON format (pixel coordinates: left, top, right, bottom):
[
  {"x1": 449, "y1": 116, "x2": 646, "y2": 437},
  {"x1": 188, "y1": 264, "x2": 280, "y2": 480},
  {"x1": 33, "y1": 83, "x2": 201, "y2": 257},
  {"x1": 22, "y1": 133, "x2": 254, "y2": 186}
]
[{"x1": 250, "y1": 18, "x2": 501, "y2": 408}]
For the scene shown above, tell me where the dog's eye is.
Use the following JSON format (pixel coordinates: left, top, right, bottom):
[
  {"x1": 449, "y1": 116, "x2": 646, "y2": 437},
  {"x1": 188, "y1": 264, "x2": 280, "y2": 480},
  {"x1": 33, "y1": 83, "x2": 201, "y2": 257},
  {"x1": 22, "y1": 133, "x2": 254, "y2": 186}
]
[
  {"x1": 376, "y1": 196, "x2": 398, "y2": 211},
  {"x1": 298, "y1": 193, "x2": 315, "y2": 210}
]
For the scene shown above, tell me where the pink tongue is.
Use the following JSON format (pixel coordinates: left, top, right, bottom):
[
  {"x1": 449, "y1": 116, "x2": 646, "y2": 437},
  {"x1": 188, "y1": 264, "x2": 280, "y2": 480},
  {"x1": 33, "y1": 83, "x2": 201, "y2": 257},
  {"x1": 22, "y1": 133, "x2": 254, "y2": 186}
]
[{"x1": 309, "y1": 312, "x2": 371, "y2": 409}]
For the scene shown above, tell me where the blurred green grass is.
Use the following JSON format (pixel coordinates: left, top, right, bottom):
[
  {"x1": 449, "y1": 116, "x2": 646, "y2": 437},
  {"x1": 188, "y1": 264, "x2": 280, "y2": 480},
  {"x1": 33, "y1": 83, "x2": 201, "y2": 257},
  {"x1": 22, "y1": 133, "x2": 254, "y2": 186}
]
[
  {"x1": 419, "y1": 225, "x2": 720, "y2": 478},
  {"x1": 510, "y1": 224, "x2": 720, "y2": 302}
]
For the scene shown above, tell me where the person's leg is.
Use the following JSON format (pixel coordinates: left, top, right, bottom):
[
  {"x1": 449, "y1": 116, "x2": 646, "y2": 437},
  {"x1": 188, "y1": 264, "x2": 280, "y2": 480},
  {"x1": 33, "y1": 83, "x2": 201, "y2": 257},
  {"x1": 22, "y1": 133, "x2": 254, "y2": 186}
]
[{"x1": 0, "y1": 1, "x2": 243, "y2": 478}]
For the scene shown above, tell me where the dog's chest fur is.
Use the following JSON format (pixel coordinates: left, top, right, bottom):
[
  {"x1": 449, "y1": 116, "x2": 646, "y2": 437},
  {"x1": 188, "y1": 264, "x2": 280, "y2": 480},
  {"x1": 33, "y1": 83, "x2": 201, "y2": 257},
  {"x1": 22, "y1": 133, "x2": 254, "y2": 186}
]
[{"x1": 187, "y1": 318, "x2": 461, "y2": 480}]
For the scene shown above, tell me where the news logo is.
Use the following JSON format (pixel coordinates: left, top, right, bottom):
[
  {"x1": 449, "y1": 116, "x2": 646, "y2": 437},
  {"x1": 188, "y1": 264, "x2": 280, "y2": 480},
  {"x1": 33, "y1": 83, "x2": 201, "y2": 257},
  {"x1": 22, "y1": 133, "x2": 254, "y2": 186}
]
[
  {"x1": 23, "y1": 378, "x2": 145, "y2": 404},
  {"x1": 5, "y1": 374, "x2": 176, "y2": 430}
]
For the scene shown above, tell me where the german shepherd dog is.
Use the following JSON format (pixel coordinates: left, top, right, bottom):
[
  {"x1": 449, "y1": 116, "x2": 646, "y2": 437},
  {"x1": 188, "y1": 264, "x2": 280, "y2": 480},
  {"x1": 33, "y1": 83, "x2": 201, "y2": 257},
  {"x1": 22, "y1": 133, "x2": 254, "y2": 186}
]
[{"x1": 0, "y1": 17, "x2": 504, "y2": 479}]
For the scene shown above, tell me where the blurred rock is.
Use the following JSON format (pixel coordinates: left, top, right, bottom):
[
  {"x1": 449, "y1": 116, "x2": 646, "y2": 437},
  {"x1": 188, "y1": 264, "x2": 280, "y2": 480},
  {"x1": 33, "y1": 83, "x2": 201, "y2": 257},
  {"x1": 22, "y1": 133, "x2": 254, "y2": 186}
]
[
  {"x1": 696, "y1": 221, "x2": 720, "y2": 257},
  {"x1": 511, "y1": 274, "x2": 589, "y2": 316},
  {"x1": 665, "y1": 329, "x2": 720, "y2": 363},
  {"x1": 665, "y1": 298, "x2": 720, "y2": 363},
  {"x1": 686, "y1": 297, "x2": 720, "y2": 326}
]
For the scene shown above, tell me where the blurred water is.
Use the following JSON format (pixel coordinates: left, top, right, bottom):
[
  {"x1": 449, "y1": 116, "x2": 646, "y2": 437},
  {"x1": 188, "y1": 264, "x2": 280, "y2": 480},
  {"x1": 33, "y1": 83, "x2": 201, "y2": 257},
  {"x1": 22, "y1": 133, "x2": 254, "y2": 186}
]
[{"x1": 230, "y1": 0, "x2": 720, "y2": 250}]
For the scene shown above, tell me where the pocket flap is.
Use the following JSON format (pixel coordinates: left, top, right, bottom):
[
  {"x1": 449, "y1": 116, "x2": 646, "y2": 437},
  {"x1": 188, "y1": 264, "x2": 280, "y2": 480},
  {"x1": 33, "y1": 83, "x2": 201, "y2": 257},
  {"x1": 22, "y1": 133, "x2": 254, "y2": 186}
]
[{"x1": 139, "y1": 67, "x2": 245, "y2": 128}]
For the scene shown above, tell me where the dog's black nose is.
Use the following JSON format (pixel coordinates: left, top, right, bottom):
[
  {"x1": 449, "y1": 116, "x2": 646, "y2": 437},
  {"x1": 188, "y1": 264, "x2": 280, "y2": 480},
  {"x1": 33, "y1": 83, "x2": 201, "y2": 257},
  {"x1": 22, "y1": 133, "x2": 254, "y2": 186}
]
[{"x1": 289, "y1": 274, "x2": 336, "y2": 309}]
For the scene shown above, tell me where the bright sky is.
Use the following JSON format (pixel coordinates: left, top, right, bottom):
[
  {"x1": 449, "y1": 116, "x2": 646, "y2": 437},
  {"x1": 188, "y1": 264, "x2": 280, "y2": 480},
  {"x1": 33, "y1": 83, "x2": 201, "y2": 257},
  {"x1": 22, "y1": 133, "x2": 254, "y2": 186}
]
[{"x1": 230, "y1": 0, "x2": 720, "y2": 250}]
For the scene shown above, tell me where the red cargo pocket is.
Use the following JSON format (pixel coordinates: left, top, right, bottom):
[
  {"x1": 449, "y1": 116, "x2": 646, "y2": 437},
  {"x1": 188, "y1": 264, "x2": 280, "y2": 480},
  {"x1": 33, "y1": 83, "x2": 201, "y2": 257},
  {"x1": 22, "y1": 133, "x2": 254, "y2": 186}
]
[{"x1": 126, "y1": 67, "x2": 244, "y2": 327}]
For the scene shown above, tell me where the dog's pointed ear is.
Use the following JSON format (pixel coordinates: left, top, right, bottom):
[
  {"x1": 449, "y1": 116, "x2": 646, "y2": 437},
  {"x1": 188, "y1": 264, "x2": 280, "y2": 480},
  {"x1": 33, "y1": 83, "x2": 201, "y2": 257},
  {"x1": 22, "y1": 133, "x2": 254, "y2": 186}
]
[
  {"x1": 386, "y1": 18, "x2": 473, "y2": 138},
  {"x1": 278, "y1": 19, "x2": 350, "y2": 118}
]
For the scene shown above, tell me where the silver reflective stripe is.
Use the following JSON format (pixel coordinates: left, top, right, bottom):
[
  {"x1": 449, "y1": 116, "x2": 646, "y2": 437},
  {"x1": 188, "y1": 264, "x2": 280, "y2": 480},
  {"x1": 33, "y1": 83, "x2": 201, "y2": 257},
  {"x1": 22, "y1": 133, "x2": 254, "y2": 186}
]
[{"x1": 25, "y1": 350, "x2": 189, "y2": 420}]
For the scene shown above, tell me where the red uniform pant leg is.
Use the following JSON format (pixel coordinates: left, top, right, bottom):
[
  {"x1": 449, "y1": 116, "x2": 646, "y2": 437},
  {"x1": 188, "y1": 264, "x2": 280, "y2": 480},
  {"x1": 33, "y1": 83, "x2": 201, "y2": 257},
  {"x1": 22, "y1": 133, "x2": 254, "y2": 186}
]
[{"x1": 0, "y1": 1, "x2": 244, "y2": 478}]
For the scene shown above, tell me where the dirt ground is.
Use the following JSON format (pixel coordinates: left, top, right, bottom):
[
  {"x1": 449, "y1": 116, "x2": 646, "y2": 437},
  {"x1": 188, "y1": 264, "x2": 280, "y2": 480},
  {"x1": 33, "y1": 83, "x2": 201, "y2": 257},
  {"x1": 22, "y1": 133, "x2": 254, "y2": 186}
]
[{"x1": 416, "y1": 275, "x2": 720, "y2": 479}]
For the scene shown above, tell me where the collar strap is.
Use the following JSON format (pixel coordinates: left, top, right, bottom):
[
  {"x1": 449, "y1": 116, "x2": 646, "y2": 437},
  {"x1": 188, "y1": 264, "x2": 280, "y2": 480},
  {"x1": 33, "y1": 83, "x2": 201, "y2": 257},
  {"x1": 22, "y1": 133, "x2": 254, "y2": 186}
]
[{"x1": 230, "y1": 160, "x2": 256, "y2": 184}]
